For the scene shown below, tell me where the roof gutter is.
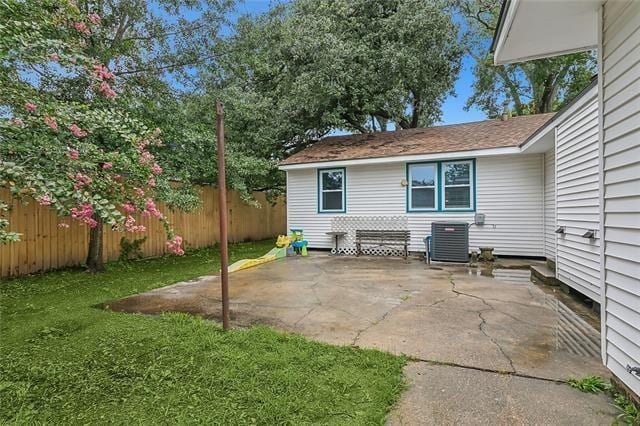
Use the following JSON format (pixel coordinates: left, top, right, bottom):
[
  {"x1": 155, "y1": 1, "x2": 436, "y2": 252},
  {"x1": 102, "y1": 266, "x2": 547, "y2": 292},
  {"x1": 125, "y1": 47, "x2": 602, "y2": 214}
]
[{"x1": 490, "y1": 0, "x2": 510, "y2": 53}]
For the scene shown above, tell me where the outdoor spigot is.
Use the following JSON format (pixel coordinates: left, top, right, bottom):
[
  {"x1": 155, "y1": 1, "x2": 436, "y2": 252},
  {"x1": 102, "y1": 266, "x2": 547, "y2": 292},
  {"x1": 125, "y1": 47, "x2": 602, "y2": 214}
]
[
  {"x1": 627, "y1": 365, "x2": 640, "y2": 377},
  {"x1": 582, "y1": 229, "x2": 596, "y2": 239}
]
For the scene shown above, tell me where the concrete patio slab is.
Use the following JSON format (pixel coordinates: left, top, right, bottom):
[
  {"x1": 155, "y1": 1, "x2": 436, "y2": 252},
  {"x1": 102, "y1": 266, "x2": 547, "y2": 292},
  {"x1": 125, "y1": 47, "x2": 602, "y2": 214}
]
[
  {"x1": 104, "y1": 254, "x2": 614, "y2": 424},
  {"x1": 389, "y1": 362, "x2": 617, "y2": 426}
]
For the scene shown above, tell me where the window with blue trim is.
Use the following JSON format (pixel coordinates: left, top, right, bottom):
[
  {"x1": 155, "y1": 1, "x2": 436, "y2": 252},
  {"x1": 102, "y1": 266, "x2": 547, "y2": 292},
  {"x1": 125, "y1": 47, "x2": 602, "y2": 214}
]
[
  {"x1": 408, "y1": 163, "x2": 437, "y2": 211},
  {"x1": 318, "y1": 168, "x2": 345, "y2": 212},
  {"x1": 442, "y1": 160, "x2": 474, "y2": 210}
]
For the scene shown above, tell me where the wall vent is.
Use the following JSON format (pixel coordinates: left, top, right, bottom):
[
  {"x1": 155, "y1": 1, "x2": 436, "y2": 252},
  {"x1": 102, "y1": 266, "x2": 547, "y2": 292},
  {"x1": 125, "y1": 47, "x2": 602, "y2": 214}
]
[{"x1": 431, "y1": 222, "x2": 469, "y2": 262}]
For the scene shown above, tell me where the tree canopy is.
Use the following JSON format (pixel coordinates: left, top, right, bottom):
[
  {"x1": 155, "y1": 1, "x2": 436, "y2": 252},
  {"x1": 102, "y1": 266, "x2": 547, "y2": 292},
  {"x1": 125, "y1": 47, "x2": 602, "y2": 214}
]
[
  {"x1": 0, "y1": 0, "x2": 205, "y2": 270},
  {"x1": 211, "y1": 0, "x2": 463, "y2": 156},
  {"x1": 457, "y1": 0, "x2": 596, "y2": 117}
]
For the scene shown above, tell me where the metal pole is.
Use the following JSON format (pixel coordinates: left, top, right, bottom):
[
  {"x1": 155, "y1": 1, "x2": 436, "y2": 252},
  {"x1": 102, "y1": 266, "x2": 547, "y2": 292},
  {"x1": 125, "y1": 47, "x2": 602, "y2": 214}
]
[{"x1": 216, "y1": 100, "x2": 230, "y2": 330}]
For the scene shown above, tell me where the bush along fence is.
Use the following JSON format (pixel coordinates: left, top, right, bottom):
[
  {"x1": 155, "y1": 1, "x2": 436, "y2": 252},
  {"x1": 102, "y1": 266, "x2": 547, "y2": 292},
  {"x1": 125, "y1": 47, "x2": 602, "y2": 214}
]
[{"x1": 0, "y1": 186, "x2": 286, "y2": 278}]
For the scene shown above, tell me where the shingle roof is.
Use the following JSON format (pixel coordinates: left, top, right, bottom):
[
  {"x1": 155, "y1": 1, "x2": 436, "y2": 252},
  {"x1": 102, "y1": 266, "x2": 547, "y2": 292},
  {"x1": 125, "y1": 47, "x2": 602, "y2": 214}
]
[{"x1": 280, "y1": 113, "x2": 555, "y2": 166}]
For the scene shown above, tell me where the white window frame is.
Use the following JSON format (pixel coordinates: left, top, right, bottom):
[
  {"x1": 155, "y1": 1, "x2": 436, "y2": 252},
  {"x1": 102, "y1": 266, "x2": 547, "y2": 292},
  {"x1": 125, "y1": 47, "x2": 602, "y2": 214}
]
[
  {"x1": 442, "y1": 160, "x2": 474, "y2": 211},
  {"x1": 318, "y1": 168, "x2": 346, "y2": 213},
  {"x1": 408, "y1": 162, "x2": 438, "y2": 212}
]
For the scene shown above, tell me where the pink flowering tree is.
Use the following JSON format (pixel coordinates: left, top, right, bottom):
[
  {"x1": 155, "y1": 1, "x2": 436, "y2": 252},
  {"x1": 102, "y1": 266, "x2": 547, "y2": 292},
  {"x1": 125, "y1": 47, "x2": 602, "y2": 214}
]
[{"x1": 1, "y1": 1, "x2": 197, "y2": 271}]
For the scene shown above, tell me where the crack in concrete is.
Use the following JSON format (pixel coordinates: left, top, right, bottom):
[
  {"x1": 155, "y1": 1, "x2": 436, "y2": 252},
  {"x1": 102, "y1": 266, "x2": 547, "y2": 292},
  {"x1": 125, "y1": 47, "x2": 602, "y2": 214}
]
[
  {"x1": 294, "y1": 281, "x2": 364, "y2": 327},
  {"x1": 412, "y1": 297, "x2": 550, "y2": 329},
  {"x1": 448, "y1": 274, "x2": 517, "y2": 374},
  {"x1": 404, "y1": 357, "x2": 566, "y2": 384},
  {"x1": 424, "y1": 292, "x2": 460, "y2": 307},
  {"x1": 294, "y1": 306, "x2": 317, "y2": 326},
  {"x1": 477, "y1": 309, "x2": 516, "y2": 373},
  {"x1": 351, "y1": 297, "x2": 412, "y2": 346}
]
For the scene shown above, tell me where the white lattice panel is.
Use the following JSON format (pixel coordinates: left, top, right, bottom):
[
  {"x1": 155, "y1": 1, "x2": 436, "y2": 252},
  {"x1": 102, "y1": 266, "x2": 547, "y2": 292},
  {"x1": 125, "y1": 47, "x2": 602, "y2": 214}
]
[{"x1": 331, "y1": 216, "x2": 408, "y2": 256}]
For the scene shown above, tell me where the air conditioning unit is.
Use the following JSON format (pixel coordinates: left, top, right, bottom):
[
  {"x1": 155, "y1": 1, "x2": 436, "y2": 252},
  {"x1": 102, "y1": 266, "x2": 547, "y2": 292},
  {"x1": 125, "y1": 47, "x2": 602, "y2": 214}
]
[{"x1": 431, "y1": 222, "x2": 469, "y2": 262}]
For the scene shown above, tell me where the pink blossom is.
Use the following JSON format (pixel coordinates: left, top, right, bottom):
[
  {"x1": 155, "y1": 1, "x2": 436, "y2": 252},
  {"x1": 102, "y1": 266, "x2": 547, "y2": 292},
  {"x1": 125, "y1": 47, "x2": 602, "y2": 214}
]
[
  {"x1": 122, "y1": 203, "x2": 136, "y2": 213},
  {"x1": 88, "y1": 12, "x2": 101, "y2": 25},
  {"x1": 151, "y1": 162, "x2": 163, "y2": 174},
  {"x1": 73, "y1": 21, "x2": 90, "y2": 35},
  {"x1": 92, "y1": 64, "x2": 114, "y2": 81},
  {"x1": 124, "y1": 215, "x2": 146, "y2": 233},
  {"x1": 148, "y1": 176, "x2": 156, "y2": 188},
  {"x1": 139, "y1": 151, "x2": 154, "y2": 164},
  {"x1": 25, "y1": 102, "x2": 37, "y2": 112},
  {"x1": 10, "y1": 118, "x2": 24, "y2": 127},
  {"x1": 69, "y1": 123, "x2": 88, "y2": 138},
  {"x1": 98, "y1": 81, "x2": 116, "y2": 99},
  {"x1": 102, "y1": 162, "x2": 113, "y2": 170},
  {"x1": 166, "y1": 235, "x2": 184, "y2": 256},
  {"x1": 47, "y1": 53, "x2": 60, "y2": 61},
  {"x1": 73, "y1": 172, "x2": 92, "y2": 190},
  {"x1": 58, "y1": 222, "x2": 70, "y2": 229},
  {"x1": 135, "y1": 139, "x2": 149, "y2": 151},
  {"x1": 67, "y1": 149, "x2": 79, "y2": 160},
  {"x1": 143, "y1": 198, "x2": 163, "y2": 219},
  {"x1": 44, "y1": 115, "x2": 58, "y2": 131},
  {"x1": 38, "y1": 194, "x2": 52, "y2": 206},
  {"x1": 70, "y1": 204, "x2": 97, "y2": 228}
]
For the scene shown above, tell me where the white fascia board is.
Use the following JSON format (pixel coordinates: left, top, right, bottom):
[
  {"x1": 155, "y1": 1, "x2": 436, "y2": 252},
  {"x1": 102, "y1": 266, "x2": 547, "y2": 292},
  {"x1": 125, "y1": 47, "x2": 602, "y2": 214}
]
[
  {"x1": 520, "y1": 85, "x2": 598, "y2": 153},
  {"x1": 494, "y1": 45, "x2": 598, "y2": 66},
  {"x1": 278, "y1": 146, "x2": 521, "y2": 171}
]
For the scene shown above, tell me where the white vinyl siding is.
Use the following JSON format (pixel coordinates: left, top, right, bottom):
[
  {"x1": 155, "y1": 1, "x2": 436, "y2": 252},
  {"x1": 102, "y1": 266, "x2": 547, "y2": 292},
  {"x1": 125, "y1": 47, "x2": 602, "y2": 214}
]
[
  {"x1": 601, "y1": 0, "x2": 640, "y2": 396},
  {"x1": 555, "y1": 94, "x2": 601, "y2": 301},
  {"x1": 544, "y1": 149, "x2": 556, "y2": 261},
  {"x1": 471, "y1": 155, "x2": 543, "y2": 256},
  {"x1": 286, "y1": 154, "x2": 544, "y2": 256}
]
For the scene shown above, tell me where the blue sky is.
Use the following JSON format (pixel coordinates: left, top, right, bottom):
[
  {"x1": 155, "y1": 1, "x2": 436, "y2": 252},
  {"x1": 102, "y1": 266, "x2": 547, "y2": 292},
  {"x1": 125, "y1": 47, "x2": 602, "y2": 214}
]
[{"x1": 230, "y1": 0, "x2": 486, "y2": 126}]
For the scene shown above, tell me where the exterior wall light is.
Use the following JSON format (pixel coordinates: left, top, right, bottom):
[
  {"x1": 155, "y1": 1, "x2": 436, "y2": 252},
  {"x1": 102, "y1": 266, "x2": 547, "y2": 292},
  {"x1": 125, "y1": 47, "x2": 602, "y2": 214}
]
[
  {"x1": 582, "y1": 230, "x2": 596, "y2": 239},
  {"x1": 555, "y1": 226, "x2": 566, "y2": 234}
]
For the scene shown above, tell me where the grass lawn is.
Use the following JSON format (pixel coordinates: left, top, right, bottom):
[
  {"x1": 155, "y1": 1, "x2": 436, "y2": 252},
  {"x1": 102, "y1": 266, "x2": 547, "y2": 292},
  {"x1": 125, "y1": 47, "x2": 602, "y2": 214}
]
[{"x1": 0, "y1": 240, "x2": 405, "y2": 424}]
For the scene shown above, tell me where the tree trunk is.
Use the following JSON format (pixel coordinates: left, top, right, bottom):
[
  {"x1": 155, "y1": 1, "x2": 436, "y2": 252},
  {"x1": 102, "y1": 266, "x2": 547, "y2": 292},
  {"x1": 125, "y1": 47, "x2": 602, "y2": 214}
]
[
  {"x1": 86, "y1": 215, "x2": 105, "y2": 273},
  {"x1": 538, "y1": 73, "x2": 556, "y2": 113},
  {"x1": 377, "y1": 116, "x2": 388, "y2": 132},
  {"x1": 497, "y1": 67, "x2": 524, "y2": 115}
]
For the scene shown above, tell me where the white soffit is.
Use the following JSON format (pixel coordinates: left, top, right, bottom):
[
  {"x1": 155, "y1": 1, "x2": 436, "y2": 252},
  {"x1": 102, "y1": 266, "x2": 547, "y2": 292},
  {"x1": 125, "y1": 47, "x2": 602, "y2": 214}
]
[{"x1": 494, "y1": 0, "x2": 599, "y2": 65}]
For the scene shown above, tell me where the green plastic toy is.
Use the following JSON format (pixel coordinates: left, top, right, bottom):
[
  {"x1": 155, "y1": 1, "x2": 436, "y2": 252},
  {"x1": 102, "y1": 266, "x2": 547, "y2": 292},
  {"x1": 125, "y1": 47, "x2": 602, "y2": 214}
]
[{"x1": 290, "y1": 228, "x2": 309, "y2": 256}]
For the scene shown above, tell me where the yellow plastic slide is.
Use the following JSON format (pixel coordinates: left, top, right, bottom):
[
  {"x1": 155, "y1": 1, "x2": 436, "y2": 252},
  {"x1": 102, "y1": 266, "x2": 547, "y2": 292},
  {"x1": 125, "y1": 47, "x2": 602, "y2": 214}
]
[{"x1": 227, "y1": 246, "x2": 287, "y2": 273}]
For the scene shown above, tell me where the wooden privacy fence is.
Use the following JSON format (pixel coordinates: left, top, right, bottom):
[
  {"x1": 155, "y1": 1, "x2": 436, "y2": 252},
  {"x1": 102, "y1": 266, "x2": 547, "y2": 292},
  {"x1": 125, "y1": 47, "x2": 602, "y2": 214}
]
[{"x1": 0, "y1": 186, "x2": 286, "y2": 278}]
